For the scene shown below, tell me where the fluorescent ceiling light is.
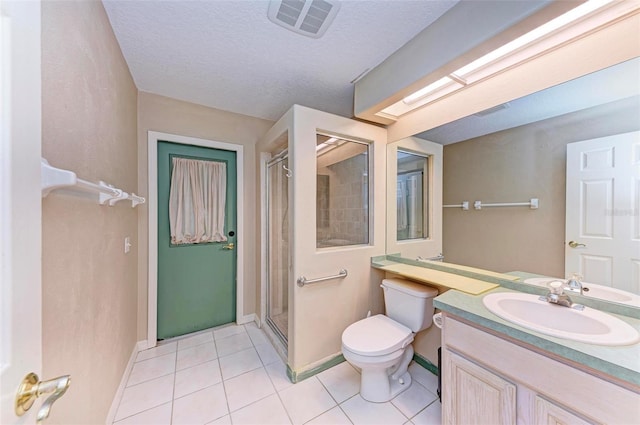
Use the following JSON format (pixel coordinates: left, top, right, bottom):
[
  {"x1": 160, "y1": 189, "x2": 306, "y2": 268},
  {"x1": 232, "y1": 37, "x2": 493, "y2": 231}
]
[
  {"x1": 403, "y1": 76, "x2": 455, "y2": 104},
  {"x1": 316, "y1": 137, "x2": 340, "y2": 152},
  {"x1": 393, "y1": 0, "x2": 616, "y2": 114},
  {"x1": 454, "y1": 0, "x2": 614, "y2": 77}
]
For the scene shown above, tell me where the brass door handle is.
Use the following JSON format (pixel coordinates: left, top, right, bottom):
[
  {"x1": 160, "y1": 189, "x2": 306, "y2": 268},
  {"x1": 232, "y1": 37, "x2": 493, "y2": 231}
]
[
  {"x1": 222, "y1": 242, "x2": 235, "y2": 250},
  {"x1": 15, "y1": 373, "x2": 71, "y2": 422},
  {"x1": 568, "y1": 240, "x2": 587, "y2": 248}
]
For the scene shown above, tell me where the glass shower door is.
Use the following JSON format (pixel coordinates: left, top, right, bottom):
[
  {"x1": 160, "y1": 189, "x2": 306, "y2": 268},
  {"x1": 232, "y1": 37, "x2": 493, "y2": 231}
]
[{"x1": 266, "y1": 155, "x2": 289, "y2": 344}]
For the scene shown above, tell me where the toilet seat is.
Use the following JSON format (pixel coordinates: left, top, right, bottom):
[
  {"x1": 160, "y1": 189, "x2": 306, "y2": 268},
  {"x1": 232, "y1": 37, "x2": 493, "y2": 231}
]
[{"x1": 342, "y1": 314, "x2": 413, "y2": 356}]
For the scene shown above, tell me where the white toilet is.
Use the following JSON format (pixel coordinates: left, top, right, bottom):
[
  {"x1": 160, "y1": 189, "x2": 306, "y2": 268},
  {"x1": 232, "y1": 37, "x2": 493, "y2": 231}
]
[{"x1": 341, "y1": 278, "x2": 438, "y2": 402}]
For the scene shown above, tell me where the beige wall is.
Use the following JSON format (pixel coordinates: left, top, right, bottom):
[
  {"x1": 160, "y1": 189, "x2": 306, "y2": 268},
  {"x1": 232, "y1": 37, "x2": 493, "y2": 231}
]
[
  {"x1": 136, "y1": 92, "x2": 273, "y2": 340},
  {"x1": 443, "y1": 97, "x2": 640, "y2": 277},
  {"x1": 41, "y1": 1, "x2": 138, "y2": 423}
]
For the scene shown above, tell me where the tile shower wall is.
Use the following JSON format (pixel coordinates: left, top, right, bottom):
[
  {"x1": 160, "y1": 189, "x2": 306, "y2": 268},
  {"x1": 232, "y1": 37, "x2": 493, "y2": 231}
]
[
  {"x1": 330, "y1": 153, "x2": 369, "y2": 245},
  {"x1": 317, "y1": 154, "x2": 369, "y2": 245}
]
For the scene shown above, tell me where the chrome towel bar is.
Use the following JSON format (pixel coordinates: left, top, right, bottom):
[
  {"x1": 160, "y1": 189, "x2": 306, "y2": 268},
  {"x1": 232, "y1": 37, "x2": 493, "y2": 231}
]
[{"x1": 297, "y1": 269, "x2": 348, "y2": 287}]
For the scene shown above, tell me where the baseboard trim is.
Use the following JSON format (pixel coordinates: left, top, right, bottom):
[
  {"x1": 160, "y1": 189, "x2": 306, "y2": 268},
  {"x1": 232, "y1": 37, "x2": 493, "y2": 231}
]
[
  {"x1": 237, "y1": 313, "x2": 257, "y2": 325},
  {"x1": 287, "y1": 354, "x2": 345, "y2": 383},
  {"x1": 413, "y1": 352, "x2": 438, "y2": 376},
  {"x1": 282, "y1": 352, "x2": 437, "y2": 385},
  {"x1": 105, "y1": 340, "x2": 143, "y2": 424}
]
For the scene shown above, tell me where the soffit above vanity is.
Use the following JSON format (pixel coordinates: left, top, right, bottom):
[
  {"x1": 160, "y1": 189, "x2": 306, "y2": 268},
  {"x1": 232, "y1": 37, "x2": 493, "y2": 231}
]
[
  {"x1": 354, "y1": 0, "x2": 640, "y2": 130},
  {"x1": 353, "y1": 0, "x2": 563, "y2": 124}
]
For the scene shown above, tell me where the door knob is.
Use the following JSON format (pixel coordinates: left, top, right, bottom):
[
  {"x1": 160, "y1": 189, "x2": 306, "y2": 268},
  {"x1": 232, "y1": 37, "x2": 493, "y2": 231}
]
[
  {"x1": 222, "y1": 242, "x2": 235, "y2": 250},
  {"x1": 568, "y1": 240, "x2": 587, "y2": 248},
  {"x1": 15, "y1": 372, "x2": 71, "y2": 422}
]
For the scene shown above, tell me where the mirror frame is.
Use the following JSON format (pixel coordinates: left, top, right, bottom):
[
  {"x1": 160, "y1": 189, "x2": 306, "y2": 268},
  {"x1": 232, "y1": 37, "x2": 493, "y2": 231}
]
[{"x1": 386, "y1": 137, "x2": 442, "y2": 259}]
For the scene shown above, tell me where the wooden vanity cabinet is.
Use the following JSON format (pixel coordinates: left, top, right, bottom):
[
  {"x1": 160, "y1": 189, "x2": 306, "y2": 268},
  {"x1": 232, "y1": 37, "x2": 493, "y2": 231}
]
[{"x1": 441, "y1": 314, "x2": 640, "y2": 425}]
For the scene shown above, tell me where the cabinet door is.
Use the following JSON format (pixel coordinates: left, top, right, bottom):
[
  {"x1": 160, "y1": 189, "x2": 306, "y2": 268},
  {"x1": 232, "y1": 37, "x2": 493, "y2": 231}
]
[
  {"x1": 535, "y1": 396, "x2": 599, "y2": 425},
  {"x1": 443, "y1": 349, "x2": 516, "y2": 425}
]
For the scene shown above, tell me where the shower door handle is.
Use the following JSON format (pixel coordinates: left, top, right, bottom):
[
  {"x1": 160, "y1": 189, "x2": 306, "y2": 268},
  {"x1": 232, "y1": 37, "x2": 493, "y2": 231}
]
[{"x1": 222, "y1": 243, "x2": 235, "y2": 250}]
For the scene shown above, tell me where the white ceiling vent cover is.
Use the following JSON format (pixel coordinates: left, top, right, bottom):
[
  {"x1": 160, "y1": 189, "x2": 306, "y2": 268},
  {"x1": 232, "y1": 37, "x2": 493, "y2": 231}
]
[{"x1": 268, "y1": 0, "x2": 341, "y2": 39}]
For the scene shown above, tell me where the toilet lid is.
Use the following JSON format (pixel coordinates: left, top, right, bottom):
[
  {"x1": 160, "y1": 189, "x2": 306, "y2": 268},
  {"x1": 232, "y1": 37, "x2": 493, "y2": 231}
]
[{"x1": 342, "y1": 315, "x2": 413, "y2": 356}]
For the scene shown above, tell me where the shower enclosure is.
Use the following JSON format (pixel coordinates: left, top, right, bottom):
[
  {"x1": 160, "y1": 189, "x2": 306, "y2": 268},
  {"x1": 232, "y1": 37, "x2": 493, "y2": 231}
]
[{"x1": 266, "y1": 150, "x2": 290, "y2": 345}]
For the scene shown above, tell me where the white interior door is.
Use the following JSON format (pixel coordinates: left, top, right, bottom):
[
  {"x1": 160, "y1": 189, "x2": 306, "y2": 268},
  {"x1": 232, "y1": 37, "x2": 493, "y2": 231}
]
[
  {"x1": 565, "y1": 131, "x2": 640, "y2": 293},
  {"x1": 0, "y1": 1, "x2": 43, "y2": 423}
]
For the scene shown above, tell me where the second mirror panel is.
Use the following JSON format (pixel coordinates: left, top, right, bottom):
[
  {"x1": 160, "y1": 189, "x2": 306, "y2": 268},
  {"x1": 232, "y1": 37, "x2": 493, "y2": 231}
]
[{"x1": 386, "y1": 137, "x2": 442, "y2": 259}]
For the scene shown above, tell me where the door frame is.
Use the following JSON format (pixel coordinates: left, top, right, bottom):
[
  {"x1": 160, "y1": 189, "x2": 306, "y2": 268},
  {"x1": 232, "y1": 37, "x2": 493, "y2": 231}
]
[{"x1": 147, "y1": 131, "x2": 245, "y2": 347}]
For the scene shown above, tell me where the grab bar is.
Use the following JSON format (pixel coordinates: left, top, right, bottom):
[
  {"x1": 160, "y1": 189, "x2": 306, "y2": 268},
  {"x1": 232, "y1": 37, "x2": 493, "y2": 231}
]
[{"x1": 297, "y1": 269, "x2": 348, "y2": 287}]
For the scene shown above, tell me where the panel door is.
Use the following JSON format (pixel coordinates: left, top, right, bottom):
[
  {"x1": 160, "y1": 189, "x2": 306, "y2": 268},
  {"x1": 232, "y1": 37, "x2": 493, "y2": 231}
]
[
  {"x1": 535, "y1": 396, "x2": 598, "y2": 425},
  {"x1": 565, "y1": 131, "x2": 640, "y2": 293},
  {"x1": 0, "y1": 1, "x2": 44, "y2": 422},
  {"x1": 157, "y1": 141, "x2": 237, "y2": 339},
  {"x1": 443, "y1": 349, "x2": 517, "y2": 425}
]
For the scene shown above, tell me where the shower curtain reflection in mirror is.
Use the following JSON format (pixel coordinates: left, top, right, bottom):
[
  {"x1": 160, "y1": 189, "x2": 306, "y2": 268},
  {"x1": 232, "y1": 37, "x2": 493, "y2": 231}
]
[{"x1": 397, "y1": 151, "x2": 428, "y2": 241}]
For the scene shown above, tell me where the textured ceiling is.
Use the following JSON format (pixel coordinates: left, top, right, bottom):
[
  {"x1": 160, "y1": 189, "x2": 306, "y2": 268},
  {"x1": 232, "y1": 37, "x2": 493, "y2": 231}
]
[{"x1": 103, "y1": 0, "x2": 458, "y2": 121}]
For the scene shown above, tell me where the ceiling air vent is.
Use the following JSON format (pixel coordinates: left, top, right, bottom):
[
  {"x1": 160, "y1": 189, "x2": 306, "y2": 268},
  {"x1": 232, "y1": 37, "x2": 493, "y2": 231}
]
[{"x1": 268, "y1": 0, "x2": 341, "y2": 39}]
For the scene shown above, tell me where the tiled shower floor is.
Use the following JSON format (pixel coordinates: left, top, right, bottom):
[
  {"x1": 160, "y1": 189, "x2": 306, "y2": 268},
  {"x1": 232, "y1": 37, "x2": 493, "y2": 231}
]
[{"x1": 111, "y1": 322, "x2": 442, "y2": 424}]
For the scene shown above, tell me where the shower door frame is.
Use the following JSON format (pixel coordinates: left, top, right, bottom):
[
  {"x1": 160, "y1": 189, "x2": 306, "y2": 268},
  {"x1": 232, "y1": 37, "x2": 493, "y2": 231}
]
[{"x1": 264, "y1": 152, "x2": 290, "y2": 347}]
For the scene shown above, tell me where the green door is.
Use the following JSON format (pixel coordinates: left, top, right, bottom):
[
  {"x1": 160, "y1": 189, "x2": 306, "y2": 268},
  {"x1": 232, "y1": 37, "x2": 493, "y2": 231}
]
[{"x1": 157, "y1": 141, "x2": 237, "y2": 340}]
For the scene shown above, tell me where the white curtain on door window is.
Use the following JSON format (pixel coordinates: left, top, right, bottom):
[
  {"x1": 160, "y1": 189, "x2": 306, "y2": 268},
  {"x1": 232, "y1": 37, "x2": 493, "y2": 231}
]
[{"x1": 169, "y1": 157, "x2": 227, "y2": 244}]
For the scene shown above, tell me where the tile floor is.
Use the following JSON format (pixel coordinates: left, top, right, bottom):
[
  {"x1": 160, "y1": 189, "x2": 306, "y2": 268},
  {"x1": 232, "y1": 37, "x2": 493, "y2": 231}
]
[{"x1": 112, "y1": 322, "x2": 442, "y2": 425}]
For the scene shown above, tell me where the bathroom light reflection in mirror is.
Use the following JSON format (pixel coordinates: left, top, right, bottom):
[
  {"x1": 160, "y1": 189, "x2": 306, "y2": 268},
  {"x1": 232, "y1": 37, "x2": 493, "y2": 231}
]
[{"x1": 396, "y1": 151, "x2": 428, "y2": 241}]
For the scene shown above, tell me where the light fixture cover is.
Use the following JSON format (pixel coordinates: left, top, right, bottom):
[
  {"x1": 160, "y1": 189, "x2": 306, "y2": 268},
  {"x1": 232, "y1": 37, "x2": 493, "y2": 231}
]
[{"x1": 268, "y1": 0, "x2": 341, "y2": 39}]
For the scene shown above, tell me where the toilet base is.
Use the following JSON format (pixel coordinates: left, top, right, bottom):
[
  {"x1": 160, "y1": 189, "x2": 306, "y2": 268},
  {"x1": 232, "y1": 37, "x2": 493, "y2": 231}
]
[
  {"x1": 360, "y1": 368, "x2": 412, "y2": 403},
  {"x1": 389, "y1": 370, "x2": 412, "y2": 400}
]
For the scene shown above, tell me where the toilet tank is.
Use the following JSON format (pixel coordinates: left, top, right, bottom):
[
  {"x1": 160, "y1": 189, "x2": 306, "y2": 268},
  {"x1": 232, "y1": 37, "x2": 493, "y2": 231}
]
[{"x1": 382, "y1": 278, "x2": 439, "y2": 332}]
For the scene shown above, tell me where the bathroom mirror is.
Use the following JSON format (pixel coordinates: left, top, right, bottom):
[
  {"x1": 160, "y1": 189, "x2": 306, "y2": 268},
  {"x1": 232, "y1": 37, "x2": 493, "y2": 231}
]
[
  {"x1": 387, "y1": 57, "x2": 640, "y2": 309},
  {"x1": 386, "y1": 137, "x2": 442, "y2": 260}
]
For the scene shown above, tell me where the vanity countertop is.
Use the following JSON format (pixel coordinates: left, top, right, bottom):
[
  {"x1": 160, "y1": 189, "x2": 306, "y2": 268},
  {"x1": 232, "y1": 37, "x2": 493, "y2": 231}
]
[
  {"x1": 434, "y1": 287, "x2": 640, "y2": 388},
  {"x1": 372, "y1": 257, "x2": 500, "y2": 295}
]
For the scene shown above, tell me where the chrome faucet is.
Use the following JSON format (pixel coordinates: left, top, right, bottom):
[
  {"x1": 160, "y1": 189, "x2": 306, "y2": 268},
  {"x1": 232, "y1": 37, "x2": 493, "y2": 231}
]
[{"x1": 539, "y1": 281, "x2": 585, "y2": 310}]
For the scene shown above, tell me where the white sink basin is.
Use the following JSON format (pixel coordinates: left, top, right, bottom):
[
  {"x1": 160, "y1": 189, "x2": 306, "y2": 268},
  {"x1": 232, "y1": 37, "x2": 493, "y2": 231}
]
[
  {"x1": 482, "y1": 292, "x2": 640, "y2": 346},
  {"x1": 523, "y1": 277, "x2": 640, "y2": 307}
]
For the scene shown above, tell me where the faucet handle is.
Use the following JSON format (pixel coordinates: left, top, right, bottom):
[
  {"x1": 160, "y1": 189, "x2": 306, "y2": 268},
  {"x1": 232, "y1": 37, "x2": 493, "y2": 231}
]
[
  {"x1": 564, "y1": 273, "x2": 584, "y2": 294},
  {"x1": 548, "y1": 281, "x2": 564, "y2": 295}
]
